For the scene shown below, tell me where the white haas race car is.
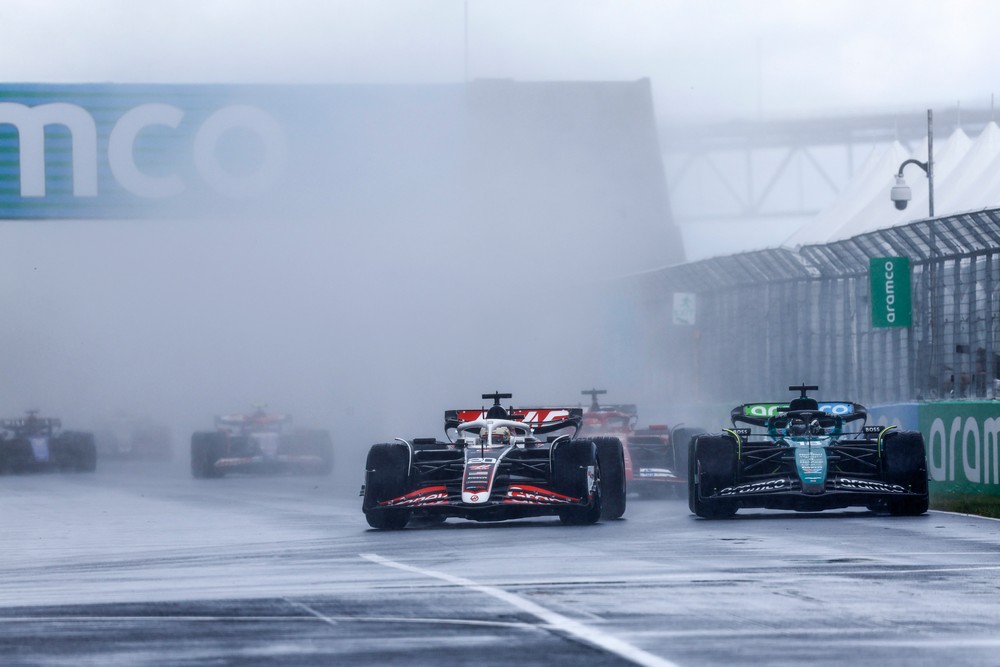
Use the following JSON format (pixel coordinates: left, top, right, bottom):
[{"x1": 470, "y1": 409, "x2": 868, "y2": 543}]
[{"x1": 361, "y1": 392, "x2": 627, "y2": 530}]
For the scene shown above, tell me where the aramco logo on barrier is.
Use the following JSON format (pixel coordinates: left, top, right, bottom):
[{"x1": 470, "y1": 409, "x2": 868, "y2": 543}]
[
  {"x1": 869, "y1": 256, "x2": 912, "y2": 328},
  {"x1": 0, "y1": 85, "x2": 288, "y2": 218}
]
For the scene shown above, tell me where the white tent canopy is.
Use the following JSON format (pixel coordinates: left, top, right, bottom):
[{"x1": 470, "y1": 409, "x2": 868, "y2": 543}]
[
  {"x1": 784, "y1": 123, "x2": 1000, "y2": 247},
  {"x1": 783, "y1": 140, "x2": 908, "y2": 247}
]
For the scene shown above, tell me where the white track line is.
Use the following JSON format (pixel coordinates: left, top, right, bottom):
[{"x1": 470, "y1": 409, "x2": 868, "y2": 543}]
[
  {"x1": 0, "y1": 615, "x2": 541, "y2": 630},
  {"x1": 361, "y1": 552, "x2": 679, "y2": 667},
  {"x1": 283, "y1": 599, "x2": 338, "y2": 627}
]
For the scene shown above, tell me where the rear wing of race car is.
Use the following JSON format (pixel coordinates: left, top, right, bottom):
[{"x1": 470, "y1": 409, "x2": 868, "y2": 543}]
[
  {"x1": 588, "y1": 403, "x2": 638, "y2": 416},
  {"x1": 215, "y1": 413, "x2": 292, "y2": 432},
  {"x1": 731, "y1": 401, "x2": 868, "y2": 428},
  {"x1": 445, "y1": 407, "x2": 583, "y2": 435},
  {"x1": 0, "y1": 417, "x2": 61, "y2": 432}
]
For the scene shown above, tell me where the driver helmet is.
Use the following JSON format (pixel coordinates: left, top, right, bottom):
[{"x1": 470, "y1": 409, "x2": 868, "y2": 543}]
[
  {"x1": 480, "y1": 426, "x2": 511, "y2": 446},
  {"x1": 788, "y1": 419, "x2": 808, "y2": 437}
]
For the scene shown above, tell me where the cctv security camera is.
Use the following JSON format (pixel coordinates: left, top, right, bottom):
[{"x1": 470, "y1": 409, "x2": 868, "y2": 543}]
[{"x1": 890, "y1": 175, "x2": 911, "y2": 211}]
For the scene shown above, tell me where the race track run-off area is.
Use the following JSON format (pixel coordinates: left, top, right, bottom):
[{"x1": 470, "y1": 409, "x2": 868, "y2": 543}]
[{"x1": 3, "y1": 462, "x2": 1000, "y2": 666}]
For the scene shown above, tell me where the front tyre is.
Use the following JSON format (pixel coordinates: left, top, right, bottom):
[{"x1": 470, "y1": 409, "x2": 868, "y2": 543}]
[
  {"x1": 554, "y1": 439, "x2": 602, "y2": 525},
  {"x1": 66, "y1": 432, "x2": 97, "y2": 472},
  {"x1": 882, "y1": 430, "x2": 929, "y2": 516},
  {"x1": 690, "y1": 435, "x2": 738, "y2": 519},
  {"x1": 593, "y1": 436, "x2": 627, "y2": 520},
  {"x1": 191, "y1": 432, "x2": 225, "y2": 479},
  {"x1": 363, "y1": 443, "x2": 412, "y2": 530}
]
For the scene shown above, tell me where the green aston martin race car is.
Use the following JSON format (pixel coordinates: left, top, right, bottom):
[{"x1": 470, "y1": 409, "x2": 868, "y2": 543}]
[{"x1": 688, "y1": 385, "x2": 929, "y2": 519}]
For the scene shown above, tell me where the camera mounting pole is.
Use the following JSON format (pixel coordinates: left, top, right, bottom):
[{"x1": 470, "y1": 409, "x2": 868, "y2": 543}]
[{"x1": 891, "y1": 109, "x2": 934, "y2": 216}]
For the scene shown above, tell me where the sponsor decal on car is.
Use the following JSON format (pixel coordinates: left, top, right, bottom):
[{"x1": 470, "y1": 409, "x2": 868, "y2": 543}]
[
  {"x1": 380, "y1": 486, "x2": 449, "y2": 508},
  {"x1": 720, "y1": 478, "x2": 790, "y2": 496},
  {"x1": 833, "y1": 478, "x2": 906, "y2": 493},
  {"x1": 463, "y1": 456, "x2": 499, "y2": 500},
  {"x1": 29, "y1": 437, "x2": 50, "y2": 462},
  {"x1": 637, "y1": 467, "x2": 676, "y2": 479},
  {"x1": 798, "y1": 450, "x2": 825, "y2": 474},
  {"x1": 503, "y1": 485, "x2": 577, "y2": 505},
  {"x1": 744, "y1": 402, "x2": 854, "y2": 417},
  {"x1": 453, "y1": 409, "x2": 572, "y2": 425}
]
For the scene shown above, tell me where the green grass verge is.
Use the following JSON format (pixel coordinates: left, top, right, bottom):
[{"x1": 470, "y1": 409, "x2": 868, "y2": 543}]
[{"x1": 931, "y1": 494, "x2": 1000, "y2": 519}]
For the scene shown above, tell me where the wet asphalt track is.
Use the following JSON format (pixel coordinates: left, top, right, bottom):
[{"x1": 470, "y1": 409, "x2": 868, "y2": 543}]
[{"x1": 3, "y1": 460, "x2": 1000, "y2": 666}]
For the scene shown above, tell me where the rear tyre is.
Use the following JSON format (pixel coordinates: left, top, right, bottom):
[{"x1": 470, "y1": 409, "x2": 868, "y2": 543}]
[
  {"x1": 882, "y1": 430, "x2": 929, "y2": 516},
  {"x1": 363, "y1": 443, "x2": 412, "y2": 530},
  {"x1": 554, "y1": 439, "x2": 602, "y2": 525},
  {"x1": 690, "y1": 435, "x2": 739, "y2": 519},
  {"x1": 593, "y1": 436, "x2": 627, "y2": 519},
  {"x1": 191, "y1": 432, "x2": 225, "y2": 479},
  {"x1": 73, "y1": 433, "x2": 97, "y2": 472}
]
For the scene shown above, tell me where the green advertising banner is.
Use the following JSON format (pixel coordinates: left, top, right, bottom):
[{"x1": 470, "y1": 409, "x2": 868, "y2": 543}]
[
  {"x1": 919, "y1": 401, "x2": 1000, "y2": 496},
  {"x1": 869, "y1": 256, "x2": 912, "y2": 327}
]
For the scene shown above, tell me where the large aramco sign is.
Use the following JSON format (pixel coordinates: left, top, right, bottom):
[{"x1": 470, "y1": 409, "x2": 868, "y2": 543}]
[
  {"x1": 869, "y1": 256, "x2": 912, "y2": 328},
  {"x1": 0, "y1": 83, "x2": 465, "y2": 219}
]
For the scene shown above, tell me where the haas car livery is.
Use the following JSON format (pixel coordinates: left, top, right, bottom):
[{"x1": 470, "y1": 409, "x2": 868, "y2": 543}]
[{"x1": 361, "y1": 392, "x2": 627, "y2": 529}]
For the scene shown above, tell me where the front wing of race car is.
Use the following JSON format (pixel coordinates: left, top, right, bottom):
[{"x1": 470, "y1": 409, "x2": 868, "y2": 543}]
[
  {"x1": 374, "y1": 469, "x2": 597, "y2": 521},
  {"x1": 375, "y1": 482, "x2": 589, "y2": 517},
  {"x1": 709, "y1": 475, "x2": 925, "y2": 512}
]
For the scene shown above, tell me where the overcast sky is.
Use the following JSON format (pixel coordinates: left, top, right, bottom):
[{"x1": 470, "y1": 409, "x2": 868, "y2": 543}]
[
  {"x1": 3, "y1": 0, "x2": 999, "y2": 123},
  {"x1": 3, "y1": 1, "x2": 997, "y2": 458}
]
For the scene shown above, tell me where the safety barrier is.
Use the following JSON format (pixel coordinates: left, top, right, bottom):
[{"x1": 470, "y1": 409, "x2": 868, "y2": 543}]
[{"x1": 619, "y1": 209, "x2": 1000, "y2": 409}]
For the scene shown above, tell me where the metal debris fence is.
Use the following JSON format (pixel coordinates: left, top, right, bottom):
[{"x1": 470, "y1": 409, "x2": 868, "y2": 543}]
[{"x1": 626, "y1": 209, "x2": 1000, "y2": 407}]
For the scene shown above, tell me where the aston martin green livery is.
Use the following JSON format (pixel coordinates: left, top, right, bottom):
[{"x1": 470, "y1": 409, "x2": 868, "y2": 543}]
[{"x1": 688, "y1": 385, "x2": 929, "y2": 519}]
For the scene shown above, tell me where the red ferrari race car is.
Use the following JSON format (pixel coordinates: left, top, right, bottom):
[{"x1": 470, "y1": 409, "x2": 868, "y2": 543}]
[
  {"x1": 190, "y1": 407, "x2": 333, "y2": 478},
  {"x1": 361, "y1": 392, "x2": 627, "y2": 530},
  {"x1": 578, "y1": 389, "x2": 704, "y2": 498}
]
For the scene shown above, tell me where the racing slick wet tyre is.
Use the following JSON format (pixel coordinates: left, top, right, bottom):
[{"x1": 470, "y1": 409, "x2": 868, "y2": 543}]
[
  {"x1": 882, "y1": 430, "x2": 929, "y2": 516},
  {"x1": 553, "y1": 439, "x2": 602, "y2": 525},
  {"x1": 690, "y1": 435, "x2": 738, "y2": 519},
  {"x1": 67, "y1": 432, "x2": 97, "y2": 472},
  {"x1": 363, "y1": 443, "x2": 412, "y2": 530},
  {"x1": 191, "y1": 431, "x2": 225, "y2": 479},
  {"x1": 593, "y1": 436, "x2": 627, "y2": 520}
]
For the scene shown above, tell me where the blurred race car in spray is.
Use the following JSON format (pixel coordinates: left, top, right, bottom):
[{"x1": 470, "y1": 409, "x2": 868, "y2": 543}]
[
  {"x1": 578, "y1": 389, "x2": 704, "y2": 498},
  {"x1": 0, "y1": 410, "x2": 97, "y2": 473},
  {"x1": 92, "y1": 413, "x2": 173, "y2": 461},
  {"x1": 190, "y1": 407, "x2": 332, "y2": 478}
]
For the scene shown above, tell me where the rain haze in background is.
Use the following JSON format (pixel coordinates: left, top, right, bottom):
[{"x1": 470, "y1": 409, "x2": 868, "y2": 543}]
[{"x1": 1, "y1": 1, "x2": 998, "y2": 478}]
